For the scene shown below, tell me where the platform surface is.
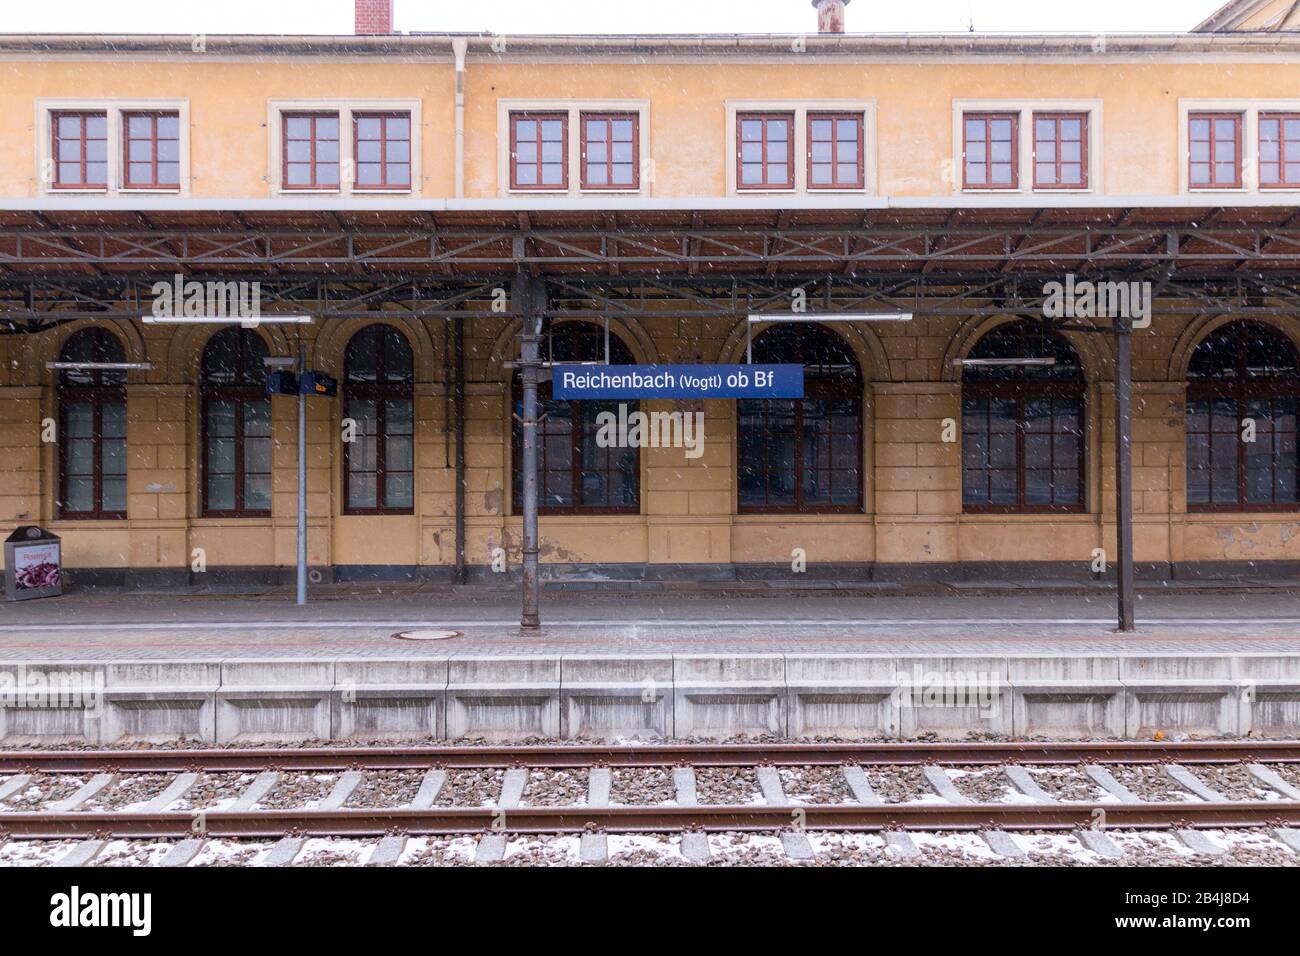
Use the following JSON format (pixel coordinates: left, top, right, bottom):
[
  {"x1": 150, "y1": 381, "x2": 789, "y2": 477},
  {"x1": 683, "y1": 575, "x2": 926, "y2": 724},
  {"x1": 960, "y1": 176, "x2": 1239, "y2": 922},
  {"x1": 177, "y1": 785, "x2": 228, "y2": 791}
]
[{"x1": 1, "y1": 584, "x2": 1298, "y2": 659}]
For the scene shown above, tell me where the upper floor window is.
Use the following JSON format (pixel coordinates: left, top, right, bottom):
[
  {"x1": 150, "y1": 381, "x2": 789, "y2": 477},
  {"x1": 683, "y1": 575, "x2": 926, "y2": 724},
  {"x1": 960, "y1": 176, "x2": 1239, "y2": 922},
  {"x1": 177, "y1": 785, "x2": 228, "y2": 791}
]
[
  {"x1": 52, "y1": 112, "x2": 107, "y2": 189},
  {"x1": 344, "y1": 325, "x2": 414, "y2": 515},
  {"x1": 511, "y1": 112, "x2": 568, "y2": 190},
  {"x1": 1033, "y1": 112, "x2": 1088, "y2": 189},
  {"x1": 963, "y1": 112, "x2": 1018, "y2": 189},
  {"x1": 1189, "y1": 112, "x2": 1242, "y2": 189},
  {"x1": 737, "y1": 112, "x2": 795, "y2": 190},
  {"x1": 353, "y1": 112, "x2": 411, "y2": 190},
  {"x1": 807, "y1": 113, "x2": 863, "y2": 190},
  {"x1": 1259, "y1": 112, "x2": 1300, "y2": 189},
  {"x1": 40, "y1": 100, "x2": 189, "y2": 196},
  {"x1": 1187, "y1": 322, "x2": 1299, "y2": 511},
  {"x1": 580, "y1": 113, "x2": 638, "y2": 190},
  {"x1": 738, "y1": 324, "x2": 863, "y2": 513},
  {"x1": 57, "y1": 328, "x2": 127, "y2": 520},
  {"x1": 201, "y1": 328, "x2": 272, "y2": 517},
  {"x1": 962, "y1": 321, "x2": 1085, "y2": 514},
  {"x1": 283, "y1": 112, "x2": 340, "y2": 189},
  {"x1": 124, "y1": 112, "x2": 180, "y2": 190}
]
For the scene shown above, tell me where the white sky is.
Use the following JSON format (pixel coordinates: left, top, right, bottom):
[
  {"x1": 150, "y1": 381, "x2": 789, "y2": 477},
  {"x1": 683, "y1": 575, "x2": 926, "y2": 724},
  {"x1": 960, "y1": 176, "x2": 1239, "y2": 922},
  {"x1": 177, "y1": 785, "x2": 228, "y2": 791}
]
[{"x1": 0, "y1": 0, "x2": 1231, "y2": 35}]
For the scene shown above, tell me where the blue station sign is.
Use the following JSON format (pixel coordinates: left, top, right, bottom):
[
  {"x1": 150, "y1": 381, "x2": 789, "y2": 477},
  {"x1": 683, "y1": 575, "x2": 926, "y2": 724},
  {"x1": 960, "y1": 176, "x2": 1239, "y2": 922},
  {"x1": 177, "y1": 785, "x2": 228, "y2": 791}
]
[{"x1": 551, "y1": 364, "x2": 804, "y2": 400}]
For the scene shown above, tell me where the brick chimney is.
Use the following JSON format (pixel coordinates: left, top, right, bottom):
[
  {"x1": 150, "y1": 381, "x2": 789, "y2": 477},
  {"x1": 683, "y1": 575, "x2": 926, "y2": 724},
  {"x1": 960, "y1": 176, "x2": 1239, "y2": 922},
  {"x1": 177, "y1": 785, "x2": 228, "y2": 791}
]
[
  {"x1": 355, "y1": 0, "x2": 394, "y2": 34},
  {"x1": 812, "y1": 0, "x2": 850, "y2": 34}
]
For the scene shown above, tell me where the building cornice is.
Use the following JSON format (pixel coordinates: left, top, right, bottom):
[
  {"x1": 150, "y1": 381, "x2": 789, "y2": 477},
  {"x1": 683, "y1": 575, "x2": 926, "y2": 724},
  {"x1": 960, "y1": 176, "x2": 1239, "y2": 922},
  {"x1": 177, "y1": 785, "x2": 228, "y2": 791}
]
[{"x1": 3, "y1": 31, "x2": 1300, "y2": 61}]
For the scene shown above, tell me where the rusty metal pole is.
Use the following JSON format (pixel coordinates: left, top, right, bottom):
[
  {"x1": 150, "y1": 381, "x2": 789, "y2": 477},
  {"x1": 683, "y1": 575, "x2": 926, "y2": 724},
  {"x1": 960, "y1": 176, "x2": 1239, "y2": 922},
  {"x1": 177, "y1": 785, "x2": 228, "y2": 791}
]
[
  {"x1": 1114, "y1": 312, "x2": 1136, "y2": 631},
  {"x1": 517, "y1": 275, "x2": 543, "y2": 628}
]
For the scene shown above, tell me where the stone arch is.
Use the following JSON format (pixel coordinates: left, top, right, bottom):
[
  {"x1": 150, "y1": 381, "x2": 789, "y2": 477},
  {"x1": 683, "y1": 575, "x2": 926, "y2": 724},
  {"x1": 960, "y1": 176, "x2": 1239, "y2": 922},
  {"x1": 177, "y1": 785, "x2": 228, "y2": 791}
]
[
  {"x1": 715, "y1": 317, "x2": 889, "y2": 382},
  {"x1": 312, "y1": 315, "x2": 438, "y2": 382},
  {"x1": 166, "y1": 323, "x2": 293, "y2": 384},
  {"x1": 15, "y1": 318, "x2": 149, "y2": 386},
  {"x1": 485, "y1": 315, "x2": 659, "y2": 383},
  {"x1": 941, "y1": 314, "x2": 1109, "y2": 383},
  {"x1": 1167, "y1": 314, "x2": 1300, "y2": 383}
]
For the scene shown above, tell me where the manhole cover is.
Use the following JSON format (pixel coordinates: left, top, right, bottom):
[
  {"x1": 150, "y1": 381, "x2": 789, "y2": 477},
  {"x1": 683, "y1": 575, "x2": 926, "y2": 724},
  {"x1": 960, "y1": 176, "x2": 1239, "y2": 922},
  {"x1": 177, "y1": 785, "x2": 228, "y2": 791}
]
[{"x1": 392, "y1": 629, "x2": 463, "y2": 641}]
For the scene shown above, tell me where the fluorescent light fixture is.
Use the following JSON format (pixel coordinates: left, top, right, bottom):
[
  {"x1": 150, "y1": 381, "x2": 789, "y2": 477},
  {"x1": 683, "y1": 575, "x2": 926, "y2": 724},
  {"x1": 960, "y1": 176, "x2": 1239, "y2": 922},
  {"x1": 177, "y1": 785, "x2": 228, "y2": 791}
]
[
  {"x1": 47, "y1": 362, "x2": 153, "y2": 371},
  {"x1": 141, "y1": 315, "x2": 313, "y2": 325},
  {"x1": 747, "y1": 312, "x2": 913, "y2": 323},
  {"x1": 503, "y1": 360, "x2": 608, "y2": 369},
  {"x1": 952, "y1": 357, "x2": 1057, "y2": 367}
]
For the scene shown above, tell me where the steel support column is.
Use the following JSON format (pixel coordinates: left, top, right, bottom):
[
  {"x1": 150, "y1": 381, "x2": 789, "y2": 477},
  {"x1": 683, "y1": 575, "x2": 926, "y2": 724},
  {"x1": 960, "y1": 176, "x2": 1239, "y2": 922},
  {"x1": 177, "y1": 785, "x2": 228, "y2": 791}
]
[
  {"x1": 296, "y1": 340, "x2": 308, "y2": 607},
  {"x1": 1113, "y1": 314, "x2": 1136, "y2": 631},
  {"x1": 453, "y1": 312, "x2": 467, "y2": 586},
  {"x1": 516, "y1": 274, "x2": 545, "y2": 628}
]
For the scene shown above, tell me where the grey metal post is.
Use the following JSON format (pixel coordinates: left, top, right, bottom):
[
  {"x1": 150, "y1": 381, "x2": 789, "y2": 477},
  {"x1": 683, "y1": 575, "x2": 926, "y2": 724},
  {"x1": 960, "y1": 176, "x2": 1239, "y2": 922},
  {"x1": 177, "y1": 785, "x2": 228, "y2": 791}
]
[
  {"x1": 296, "y1": 341, "x2": 308, "y2": 606},
  {"x1": 453, "y1": 313, "x2": 467, "y2": 586},
  {"x1": 1114, "y1": 314, "x2": 1135, "y2": 631},
  {"x1": 517, "y1": 276, "x2": 543, "y2": 628}
]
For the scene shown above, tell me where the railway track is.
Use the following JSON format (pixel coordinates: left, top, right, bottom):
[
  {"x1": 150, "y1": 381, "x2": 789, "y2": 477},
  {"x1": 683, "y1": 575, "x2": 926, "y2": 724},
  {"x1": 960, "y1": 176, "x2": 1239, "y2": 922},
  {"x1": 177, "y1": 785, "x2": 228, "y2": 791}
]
[{"x1": 2, "y1": 741, "x2": 1300, "y2": 864}]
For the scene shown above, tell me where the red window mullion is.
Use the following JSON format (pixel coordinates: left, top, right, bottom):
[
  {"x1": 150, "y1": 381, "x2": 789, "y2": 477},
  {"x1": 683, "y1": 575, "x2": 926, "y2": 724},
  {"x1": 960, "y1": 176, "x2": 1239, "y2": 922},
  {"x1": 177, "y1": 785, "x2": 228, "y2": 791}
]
[
  {"x1": 1033, "y1": 112, "x2": 1088, "y2": 190},
  {"x1": 1260, "y1": 112, "x2": 1300, "y2": 189},
  {"x1": 53, "y1": 111, "x2": 107, "y2": 190},
  {"x1": 806, "y1": 112, "x2": 864, "y2": 190},
  {"x1": 963, "y1": 112, "x2": 1019, "y2": 190},
  {"x1": 737, "y1": 112, "x2": 794, "y2": 190},
  {"x1": 1189, "y1": 111, "x2": 1242, "y2": 189},
  {"x1": 510, "y1": 112, "x2": 568, "y2": 191},
  {"x1": 580, "y1": 112, "x2": 639, "y2": 190}
]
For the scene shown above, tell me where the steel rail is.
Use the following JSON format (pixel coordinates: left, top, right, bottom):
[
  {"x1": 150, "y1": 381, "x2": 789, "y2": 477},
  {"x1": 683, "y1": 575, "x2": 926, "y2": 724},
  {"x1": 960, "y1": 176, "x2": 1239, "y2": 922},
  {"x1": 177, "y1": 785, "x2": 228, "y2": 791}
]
[
  {"x1": 3, "y1": 740, "x2": 1299, "y2": 774},
  {"x1": 0, "y1": 802, "x2": 1297, "y2": 840}
]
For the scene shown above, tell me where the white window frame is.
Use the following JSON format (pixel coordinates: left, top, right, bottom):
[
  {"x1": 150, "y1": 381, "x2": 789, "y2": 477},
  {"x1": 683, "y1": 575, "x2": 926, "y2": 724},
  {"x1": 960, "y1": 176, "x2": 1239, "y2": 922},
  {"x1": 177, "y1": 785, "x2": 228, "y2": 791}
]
[
  {"x1": 725, "y1": 100, "x2": 877, "y2": 197},
  {"x1": 952, "y1": 99, "x2": 1104, "y2": 196},
  {"x1": 1179, "y1": 99, "x2": 1300, "y2": 195},
  {"x1": 268, "y1": 99, "x2": 422, "y2": 197},
  {"x1": 497, "y1": 100, "x2": 651, "y2": 197},
  {"x1": 36, "y1": 98, "x2": 191, "y2": 197}
]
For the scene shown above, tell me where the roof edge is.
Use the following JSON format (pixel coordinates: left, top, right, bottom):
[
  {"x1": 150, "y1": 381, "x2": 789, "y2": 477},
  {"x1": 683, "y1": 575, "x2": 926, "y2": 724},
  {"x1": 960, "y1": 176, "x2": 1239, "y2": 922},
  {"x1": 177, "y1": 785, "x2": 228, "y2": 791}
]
[{"x1": 1, "y1": 30, "x2": 1300, "y2": 57}]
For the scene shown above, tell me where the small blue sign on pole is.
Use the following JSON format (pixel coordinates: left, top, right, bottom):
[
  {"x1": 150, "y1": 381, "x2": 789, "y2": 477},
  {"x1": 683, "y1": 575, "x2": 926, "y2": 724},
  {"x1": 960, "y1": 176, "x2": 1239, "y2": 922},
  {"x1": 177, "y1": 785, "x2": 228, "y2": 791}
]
[{"x1": 551, "y1": 364, "x2": 804, "y2": 400}]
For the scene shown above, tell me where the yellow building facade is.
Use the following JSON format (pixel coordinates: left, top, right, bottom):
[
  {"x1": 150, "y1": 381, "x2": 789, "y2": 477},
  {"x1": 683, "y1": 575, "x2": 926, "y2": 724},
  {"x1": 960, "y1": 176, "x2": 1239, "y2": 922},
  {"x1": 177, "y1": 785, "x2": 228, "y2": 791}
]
[{"x1": 1, "y1": 0, "x2": 1298, "y2": 583}]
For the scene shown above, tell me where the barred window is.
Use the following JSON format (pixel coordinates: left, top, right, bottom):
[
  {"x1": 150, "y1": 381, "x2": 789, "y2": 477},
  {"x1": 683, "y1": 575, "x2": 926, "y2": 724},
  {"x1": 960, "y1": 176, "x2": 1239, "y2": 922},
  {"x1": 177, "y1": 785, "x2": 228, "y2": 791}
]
[
  {"x1": 344, "y1": 325, "x2": 414, "y2": 514},
  {"x1": 57, "y1": 328, "x2": 127, "y2": 519},
  {"x1": 512, "y1": 323, "x2": 639, "y2": 514},
  {"x1": 1187, "y1": 322, "x2": 1299, "y2": 511},
  {"x1": 738, "y1": 324, "x2": 863, "y2": 513},
  {"x1": 201, "y1": 328, "x2": 271, "y2": 516},
  {"x1": 962, "y1": 321, "x2": 1086, "y2": 512}
]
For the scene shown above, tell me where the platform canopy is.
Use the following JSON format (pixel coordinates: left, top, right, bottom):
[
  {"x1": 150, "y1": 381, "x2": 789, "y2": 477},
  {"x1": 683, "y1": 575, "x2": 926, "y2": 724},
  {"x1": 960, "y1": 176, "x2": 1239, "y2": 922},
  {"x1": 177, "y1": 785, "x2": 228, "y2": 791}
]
[{"x1": 1, "y1": 203, "x2": 1299, "y2": 324}]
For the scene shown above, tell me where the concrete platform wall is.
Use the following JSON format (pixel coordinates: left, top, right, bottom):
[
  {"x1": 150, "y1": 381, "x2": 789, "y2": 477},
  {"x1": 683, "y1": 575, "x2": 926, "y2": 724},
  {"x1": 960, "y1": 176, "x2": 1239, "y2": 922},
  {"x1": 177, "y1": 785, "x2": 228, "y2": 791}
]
[{"x1": 2, "y1": 653, "x2": 1298, "y2": 744}]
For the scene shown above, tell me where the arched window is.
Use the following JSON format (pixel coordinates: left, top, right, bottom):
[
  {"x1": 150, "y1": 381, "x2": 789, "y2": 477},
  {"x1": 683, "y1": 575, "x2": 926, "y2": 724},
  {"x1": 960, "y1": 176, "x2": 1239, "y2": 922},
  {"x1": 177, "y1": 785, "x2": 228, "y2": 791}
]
[
  {"x1": 962, "y1": 320, "x2": 1085, "y2": 513},
  {"x1": 201, "y1": 328, "x2": 271, "y2": 516},
  {"x1": 512, "y1": 322, "x2": 639, "y2": 514},
  {"x1": 738, "y1": 323, "x2": 863, "y2": 512},
  {"x1": 57, "y1": 328, "x2": 127, "y2": 519},
  {"x1": 1187, "y1": 321, "x2": 1299, "y2": 510},
  {"x1": 344, "y1": 325, "x2": 414, "y2": 514}
]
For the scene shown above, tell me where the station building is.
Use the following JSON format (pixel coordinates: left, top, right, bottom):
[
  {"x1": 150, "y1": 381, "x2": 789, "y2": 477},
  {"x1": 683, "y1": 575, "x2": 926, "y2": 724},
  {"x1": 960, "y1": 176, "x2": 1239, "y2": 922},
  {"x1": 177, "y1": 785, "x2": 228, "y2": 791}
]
[{"x1": 0, "y1": 0, "x2": 1298, "y2": 588}]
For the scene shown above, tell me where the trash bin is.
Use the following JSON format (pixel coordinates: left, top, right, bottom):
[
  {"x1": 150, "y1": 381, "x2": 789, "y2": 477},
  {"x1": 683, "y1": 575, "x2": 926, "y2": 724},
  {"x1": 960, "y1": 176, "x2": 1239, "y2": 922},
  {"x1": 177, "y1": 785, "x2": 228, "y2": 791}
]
[{"x1": 4, "y1": 526, "x2": 63, "y2": 601}]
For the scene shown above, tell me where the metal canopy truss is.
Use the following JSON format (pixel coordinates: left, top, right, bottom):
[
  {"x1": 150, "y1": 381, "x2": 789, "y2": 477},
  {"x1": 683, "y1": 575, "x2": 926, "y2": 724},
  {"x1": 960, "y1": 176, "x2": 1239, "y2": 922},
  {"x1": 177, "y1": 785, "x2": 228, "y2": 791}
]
[
  {"x1": 1, "y1": 207, "x2": 1300, "y2": 276},
  {"x1": 6, "y1": 272, "x2": 1300, "y2": 325}
]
